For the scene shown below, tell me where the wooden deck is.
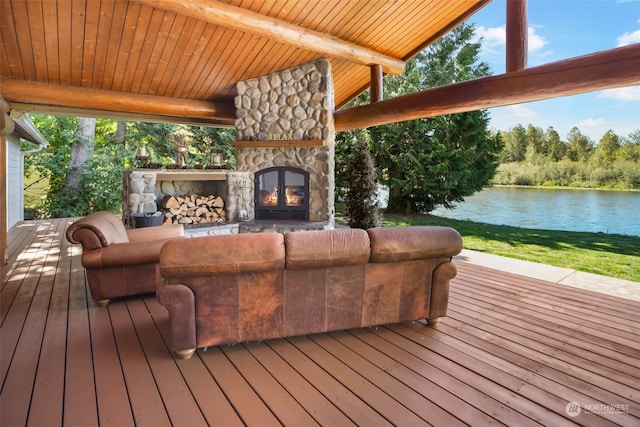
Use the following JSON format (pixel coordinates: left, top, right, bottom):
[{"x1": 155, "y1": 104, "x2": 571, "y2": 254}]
[{"x1": 2, "y1": 218, "x2": 639, "y2": 426}]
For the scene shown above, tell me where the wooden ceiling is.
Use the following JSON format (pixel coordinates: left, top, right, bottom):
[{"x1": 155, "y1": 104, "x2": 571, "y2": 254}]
[{"x1": 0, "y1": 0, "x2": 487, "y2": 126}]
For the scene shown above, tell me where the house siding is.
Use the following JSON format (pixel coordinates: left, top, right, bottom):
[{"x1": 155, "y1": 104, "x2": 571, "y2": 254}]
[{"x1": 6, "y1": 135, "x2": 23, "y2": 229}]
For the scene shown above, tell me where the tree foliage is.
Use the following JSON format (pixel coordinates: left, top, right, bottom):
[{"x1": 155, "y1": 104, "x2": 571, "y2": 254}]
[
  {"x1": 344, "y1": 129, "x2": 380, "y2": 229},
  {"x1": 494, "y1": 124, "x2": 640, "y2": 189},
  {"x1": 26, "y1": 116, "x2": 131, "y2": 217},
  {"x1": 337, "y1": 22, "x2": 502, "y2": 214}
]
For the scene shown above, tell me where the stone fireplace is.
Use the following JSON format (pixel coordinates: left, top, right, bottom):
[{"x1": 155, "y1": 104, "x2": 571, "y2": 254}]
[{"x1": 233, "y1": 59, "x2": 335, "y2": 225}]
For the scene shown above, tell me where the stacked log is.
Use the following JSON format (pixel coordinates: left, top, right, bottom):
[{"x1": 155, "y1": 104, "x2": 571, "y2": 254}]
[{"x1": 160, "y1": 194, "x2": 225, "y2": 225}]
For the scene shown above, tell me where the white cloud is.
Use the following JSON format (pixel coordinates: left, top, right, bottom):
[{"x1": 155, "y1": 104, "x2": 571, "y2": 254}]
[
  {"x1": 505, "y1": 104, "x2": 538, "y2": 120},
  {"x1": 598, "y1": 86, "x2": 640, "y2": 101},
  {"x1": 474, "y1": 25, "x2": 549, "y2": 54},
  {"x1": 474, "y1": 25, "x2": 506, "y2": 54},
  {"x1": 617, "y1": 29, "x2": 640, "y2": 46},
  {"x1": 577, "y1": 118, "x2": 609, "y2": 128},
  {"x1": 527, "y1": 27, "x2": 549, "y2": 52}
]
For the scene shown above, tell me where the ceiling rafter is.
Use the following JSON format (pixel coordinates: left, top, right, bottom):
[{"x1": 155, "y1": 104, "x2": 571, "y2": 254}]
[{"x1": 132, "y1": 0, "x2": 406, "y2": 75}]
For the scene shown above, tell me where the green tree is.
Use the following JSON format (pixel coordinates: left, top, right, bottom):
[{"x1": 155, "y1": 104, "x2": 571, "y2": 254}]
[
  {"x1": 380, "y1": 24, "x2": 502, "y2": 213},
  {"x1": 66, "y1": 117, "x2": 96, "y2": 190},
  {"x1": 29, "y1": 115, "x2": 132, "y2": 217},
  {"x1": 565, "y1": 127, "x2": 594, "y2": 162},
  {"x1": 545, "y1": 126, "x2": 565, "y2": 162},
  {"x1": 619, "y1": 130, "x2": 640, "y2": 162},
  {"x1": 337, "y1": 22, "x2": 501, "y2": 214},
  {"x1": 344, "y1": 130, "x2": 380, "y2": 229},
  {"x1": 592, "y1": 130, "x2": 620, "y2": 166},
  {"x1": 524, "y1": 124, "x2": 545, "y2": 163},
  {"x1": 500, "y1": 123, "x2": 527, "y2": 162}
]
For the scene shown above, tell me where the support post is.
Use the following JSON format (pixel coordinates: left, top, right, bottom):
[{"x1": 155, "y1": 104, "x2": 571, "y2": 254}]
[
  {"x1": 506, "y1": 0, "x2": 528, "y2": 72},
  {"x1": 370, "y1": 64, "x2": 384, "y2": 103}
]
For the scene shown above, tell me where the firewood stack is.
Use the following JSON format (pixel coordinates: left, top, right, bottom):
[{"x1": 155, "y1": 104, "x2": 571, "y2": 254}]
[{"x1": 160, "y1": 194, "x2": 226, "y2": 225}]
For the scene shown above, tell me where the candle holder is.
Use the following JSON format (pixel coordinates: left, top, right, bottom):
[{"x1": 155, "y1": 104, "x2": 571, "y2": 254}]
[
  {"x1": 210, "y1": 148, "x2": 224, "y2": 168},
  {"x1": 135, "y1": 144, "x2": 150, "y2": 167}
]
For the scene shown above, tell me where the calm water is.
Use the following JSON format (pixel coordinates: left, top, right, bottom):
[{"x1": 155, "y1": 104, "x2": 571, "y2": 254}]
[{"x1": 430, "y1": 187, "x2": 640, "y2": 236}]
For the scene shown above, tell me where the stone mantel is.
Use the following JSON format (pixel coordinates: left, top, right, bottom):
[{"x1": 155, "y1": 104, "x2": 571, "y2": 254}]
[
  {"x1": 231, "y1": 140, "x2": 324, "y2": 148},
  {"x1": 154, "y1": 170, "x2": 229, "y2": 181}
]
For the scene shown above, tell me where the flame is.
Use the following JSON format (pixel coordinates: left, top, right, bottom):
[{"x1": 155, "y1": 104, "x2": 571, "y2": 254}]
[
  {"x1": 261, "y1": 186, "x2": 304, "y2": 206},
  {"x1": 285, "y1": 187, "x2": 302, "y2": 206},
  {"x1": 263, "y1": 186, "x2": 278, "y2": 205}
]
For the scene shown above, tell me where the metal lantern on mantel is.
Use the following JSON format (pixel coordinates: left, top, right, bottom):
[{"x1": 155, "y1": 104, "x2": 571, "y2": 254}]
[
  {"x1": 174, "y1": 146, "x2": 189, "y2": 167},
  {"x1": 210, "y1": 147, "x2": 224, "y2": 168},
  {"x1": 167, "y1": 129, "x2": 191, "y2": 168}
]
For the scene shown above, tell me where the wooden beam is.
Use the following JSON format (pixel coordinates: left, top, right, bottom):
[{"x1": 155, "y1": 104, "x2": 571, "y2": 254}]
[
  {"x1": 8, "y1": 103, "x2": 235, "y2": 128},
  {"x1": 335, "y1": 44, "x2": 640, "y2": 131},
  {"x1": 0, "y1": 98, "x2": 14, "y2": 135},
  {"x1": 133, "y1": 0, "x2": 405, "y2": 75},
  {"x1": 370, "y1": 65, "x2": 384, "y2": 103},
  {"x1": 1, "y1": 135, "x2": 6, "y2": 265},
  {"x1": 0, "y1": 79, "x2": 236, "y2": 124},
  {"x1": 506, "y1": 0, "x2": 528, "y2": 72}
]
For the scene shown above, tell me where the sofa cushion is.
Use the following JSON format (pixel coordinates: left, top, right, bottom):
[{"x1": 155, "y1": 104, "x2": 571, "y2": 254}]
[
  {"x1": 285, "y1": 228, "x2": 370, "y2": 270},
  {"x1": 160, "y1": 232, "x2": 285, "y2": 278},
  {"x1": 367, "y1": 226, "x2": 462, "y2": 263}
]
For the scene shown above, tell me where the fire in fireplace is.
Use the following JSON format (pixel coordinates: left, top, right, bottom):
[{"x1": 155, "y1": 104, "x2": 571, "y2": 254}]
[{"x1": 255, "y1": 167, "x2": 309, "y2": 220}]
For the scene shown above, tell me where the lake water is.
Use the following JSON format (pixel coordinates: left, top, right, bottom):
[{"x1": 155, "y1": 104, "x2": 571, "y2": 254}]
[{"x1": 429, "y1": 187, "x2": 640, "y2": 236}]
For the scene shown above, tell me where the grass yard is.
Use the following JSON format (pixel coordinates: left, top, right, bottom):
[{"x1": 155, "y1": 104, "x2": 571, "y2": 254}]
[{"x1": 338, "y1": 208, "x2": 640, "y2": 283}]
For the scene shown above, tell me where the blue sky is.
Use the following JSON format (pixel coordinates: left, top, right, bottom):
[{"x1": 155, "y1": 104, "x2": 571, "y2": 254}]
[{"x1": 467, "y1": 0, "x2": 640, "y2": 142}]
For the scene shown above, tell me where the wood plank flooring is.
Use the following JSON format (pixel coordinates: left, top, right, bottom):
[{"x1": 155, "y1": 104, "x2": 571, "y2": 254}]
[{"x1": 1, "y1": 218, "x2": 639, "y2": 426}]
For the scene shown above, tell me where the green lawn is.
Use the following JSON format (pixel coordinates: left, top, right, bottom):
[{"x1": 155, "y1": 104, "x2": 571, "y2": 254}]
[{"x1": 338, "y1": 209, "x2": 640, "y2": 283}]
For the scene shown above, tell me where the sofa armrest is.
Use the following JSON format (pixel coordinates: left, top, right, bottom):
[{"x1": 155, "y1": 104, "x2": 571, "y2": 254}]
[
  {"x1": 157, "y1": 282, "x2": 197, "y2": 357},
  {"x1": 66, "y1": 211, "x2": 130, "y2": 249},
  {"x1": 127, "y1": 223, "x2": 184, "y2": 242},
  {"x1": 428, "y1": 261, "x2": 458, "y2": 320},
  {"x1": 81, "y1": 238, "x2": 175, "y2": 268}
]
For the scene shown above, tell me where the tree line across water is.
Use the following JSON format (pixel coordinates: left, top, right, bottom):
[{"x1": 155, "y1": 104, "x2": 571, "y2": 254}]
[{"x1": 493, "y1": 124, "x2": 640, "y2": 190}]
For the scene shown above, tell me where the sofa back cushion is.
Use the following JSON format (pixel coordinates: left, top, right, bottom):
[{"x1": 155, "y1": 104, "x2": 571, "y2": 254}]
[
  {"x1": 65, "y1": 211, "x2": 130, "y2": 250},
  {"x1": 285, "y1": 228, "x2": 370, "y2": 270},
  {"x1": 160, "y1": 232, "x2": 285, "y2": 278},
  {"x1": 367, "y1": 226, "x2": 462, "y2": 263}
]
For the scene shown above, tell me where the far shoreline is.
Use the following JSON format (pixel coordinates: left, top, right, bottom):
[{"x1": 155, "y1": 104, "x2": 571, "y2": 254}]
[{"x1": 489, "y1": 184, "x2": 640, "y2": 192}]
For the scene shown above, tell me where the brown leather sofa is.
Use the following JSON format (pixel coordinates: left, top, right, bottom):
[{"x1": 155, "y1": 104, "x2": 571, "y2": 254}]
[
  {"x1": 158, "y1": 226, "x2": 462, "y2": 359},
  {"x1": 65, "y1": 211, "x2": 184, "y2": 305}
]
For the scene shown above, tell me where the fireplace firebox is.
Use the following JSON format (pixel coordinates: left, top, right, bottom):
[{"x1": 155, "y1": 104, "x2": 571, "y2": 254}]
[{"x1": 255, "y1": 167, "x2": 309, "y2": 220}]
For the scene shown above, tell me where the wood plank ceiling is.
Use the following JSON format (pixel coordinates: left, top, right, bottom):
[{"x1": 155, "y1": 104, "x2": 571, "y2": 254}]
[{"x1": 0, "y1": 0, "x2": 487, "y2": 126}]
